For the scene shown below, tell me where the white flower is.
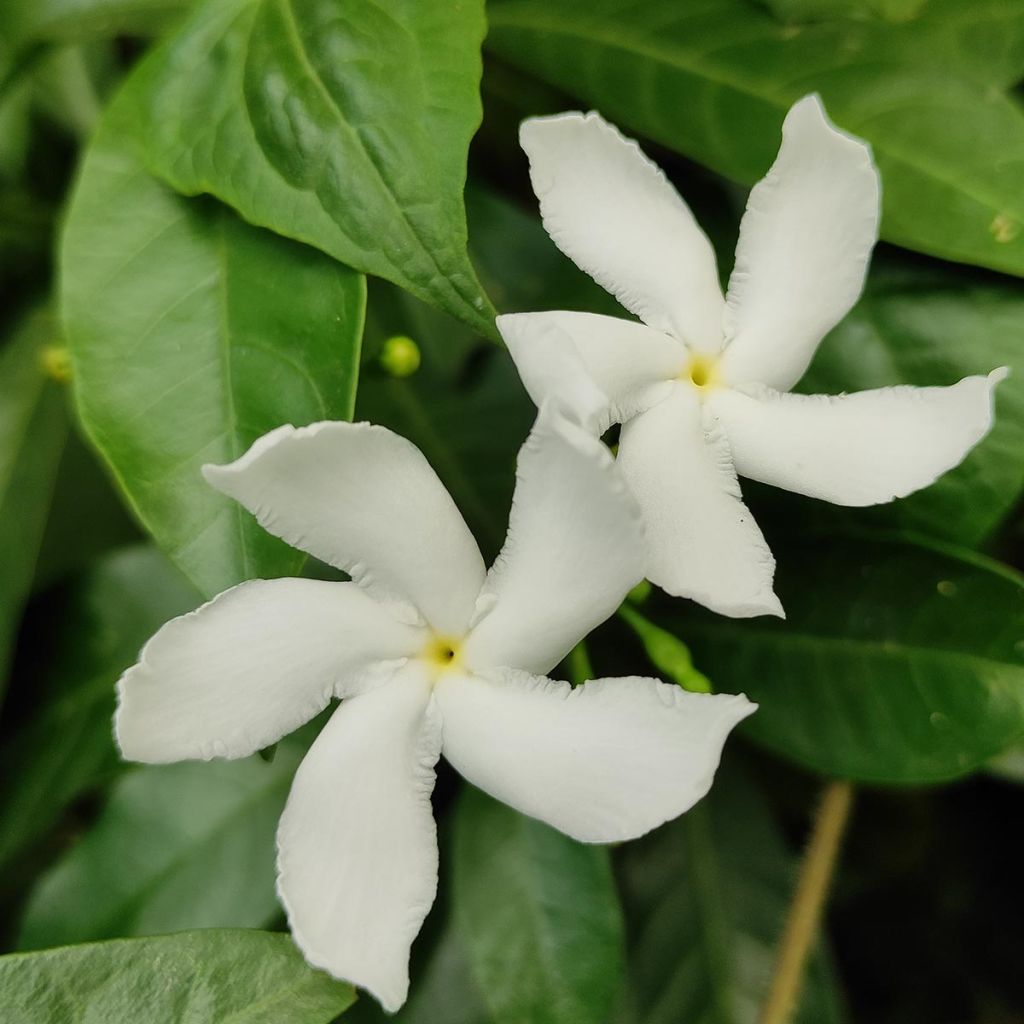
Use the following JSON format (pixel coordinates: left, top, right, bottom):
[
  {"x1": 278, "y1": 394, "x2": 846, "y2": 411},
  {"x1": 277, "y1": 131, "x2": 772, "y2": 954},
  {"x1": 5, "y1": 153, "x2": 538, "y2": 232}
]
[
  {"x1": 114, "y1": 404, "x2": 755, "y2": 1012},
  {"x1": 498, "y1": 96, "x2": 1006, "y2": 619}
]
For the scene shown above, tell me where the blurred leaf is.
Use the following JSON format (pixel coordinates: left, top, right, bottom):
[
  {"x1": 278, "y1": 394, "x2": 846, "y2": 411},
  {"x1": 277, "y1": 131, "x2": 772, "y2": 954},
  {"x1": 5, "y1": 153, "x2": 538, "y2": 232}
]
[
  {"x1": 619, "y1": 603, "x2": 713, "y2": 693},
  {"x1": 987, "y1": 744, "x2": 1024, "y2": 784},
  {"x1": 17, "y1": 740, "x2": 304, "y2": 949},
  {"x1": 795, "y1": 257, "x2": 1024, "y2": 546},
  {"x1": 453, "y1": 786, "x2": 625, "y2": 1024},
  {"x1": 0, "y1": 310, "x2": 68, "y2": 701},
  {"x1": 0, "y1": 546, "x2": 196, "y2": 877},
  {"x1": 653, "y1": 535, "x2": 1024, "y2": 783},
  {"x1": 62, "y1": 76, "x2": 365, "y2": 597},
  {"x1": 31, "y1": 427, "x2": 141, "y2": 591},
  {"x1": 612, "y1": 761, "x2": 843, "y2": 1024},
  {"x1": 487, "y1": 0, "x2": 1024, "y2": 278},
  {"x1": 346, "y1": 920, "x2": 492, "y2": 1024},
  {"x1": 0, "y1": 929, "x2": 355, "y2": 1023},
  {"x1": 0, "y1": 0, "x2": 191, "y2": 51},
  {"x1": 125, "y1": 0, "x2": 496, "y2": 338}
]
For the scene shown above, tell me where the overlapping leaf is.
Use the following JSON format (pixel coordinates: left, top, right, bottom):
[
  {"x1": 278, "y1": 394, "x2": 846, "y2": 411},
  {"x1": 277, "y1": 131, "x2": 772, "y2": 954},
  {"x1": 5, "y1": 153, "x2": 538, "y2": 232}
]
[
  {"x1": 123, "y1": 0, "x2": 496, "y2": 336},
  {"x1": 18, "y1": 743, "x2": 304, "y2": 948},
  {"x1": 62, "y1": 74, "x2": 365, "y2": 596},
  {"x1": 0, "y1": 546, "x2": 196, "y2": 877}
]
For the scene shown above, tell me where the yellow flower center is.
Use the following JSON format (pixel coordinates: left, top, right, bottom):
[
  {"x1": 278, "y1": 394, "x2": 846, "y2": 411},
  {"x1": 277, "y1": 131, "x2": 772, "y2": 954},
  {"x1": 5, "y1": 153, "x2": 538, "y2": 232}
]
[
  {"x1": 420, "y1": 633, "x2": 465, "y2": 680},
  {"x1": 682, "y1": 353, "x2": 721, "y2": 391}
]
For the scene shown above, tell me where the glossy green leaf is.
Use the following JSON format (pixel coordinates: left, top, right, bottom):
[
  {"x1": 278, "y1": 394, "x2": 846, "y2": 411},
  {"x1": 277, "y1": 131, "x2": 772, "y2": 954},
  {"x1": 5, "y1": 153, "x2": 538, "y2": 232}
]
[
  {"x1": 0, "y1": 929, "x2": 356, "y2": 1024},
  {"x1": 125, "y1": 0, "x2": 496, "y2": 338},
  {"x1": 17, "y1": 740, "x2": 304, "y2": 948},
  {"x1": 0, "y1": 546, "x2": 196, "y2": 877},
  {"x1": 651, "y1": 536, "x2": 1024, "y2": 783},
  {"x1": 612, "y1": 762, "x2": 843, "y2": 1024},
  {"x1": 62, "y1": 77, "x2": 365, "y2": 597},
  {"x1": 452, "y1": 786, "x2": 625, "y2": 1024},
  {"x1": 487, "y1": 0, "x2": 1024, "y2": 277},
  {"x1": 793, "y1": 258, "x2": 1024, "y2": 546},
  {"x1": 0, "y1": 310, "x2": 68, "y2": 700}
]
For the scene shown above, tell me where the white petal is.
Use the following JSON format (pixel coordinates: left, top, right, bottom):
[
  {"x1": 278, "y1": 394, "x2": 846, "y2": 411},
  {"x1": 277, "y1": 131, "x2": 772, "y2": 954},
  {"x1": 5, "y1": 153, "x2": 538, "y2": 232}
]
[
  {"x1": 521, "y1": 111, "x2": 724, "y2": 350},
  {"x1": 617, "y1": 386, "x2": 782, "y2": 618},
  {"x1": 498, "y1": 310, "x2": 684, "y2": 430},
  {"x1": 721, "y1": 95, "x2": 881, "y2": 391},
  {"x1": 277, "y1": 665, "x2": 442, "y2": 1013},
  {"x1": 437, "y1": 667, "x2": 755, "y2": 843},
  {"x1": 708, "y1": 370, "x2": 1007, "y2": 506},
  {"x1": 203, "y1": 422, "x2": 485, "y2": 634},
  {"x1": 116, "y1": 579, "x2": 421, "y2": 764},
  {"x1": 463, "y1": 404, "x2": 644, "y2": 675}
]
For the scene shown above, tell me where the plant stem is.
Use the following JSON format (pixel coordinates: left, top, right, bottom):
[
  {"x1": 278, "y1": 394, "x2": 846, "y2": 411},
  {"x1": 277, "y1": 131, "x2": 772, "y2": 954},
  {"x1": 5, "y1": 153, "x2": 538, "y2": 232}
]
[{"x1": 758, "y1": 779, "x2": 854, "y2": 1024}]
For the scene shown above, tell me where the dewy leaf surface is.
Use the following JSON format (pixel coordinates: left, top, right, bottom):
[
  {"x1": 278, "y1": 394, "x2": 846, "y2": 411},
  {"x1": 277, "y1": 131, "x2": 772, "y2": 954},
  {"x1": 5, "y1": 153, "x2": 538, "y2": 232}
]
[
  {"x1": 487, "y1": 0, "x2": 1024, "y2": 277},
  {"x1": 0, "y1": 929, "x2": 356, "y2": 1024},
  {"x1": 125, "y1": 0, "x2": 496, "y2": 337},
  {"x1": 653, "y1": 536, "x2": 1024, "y2": 783},
  {"x1": 61, "y1": 72, "x2": 364, "y2": 597},
  {"x1": 0, "y1": 310, "x2": 68, "y2": 702},
  {"x1": 612, "y1": 762, "x2": 843, "y2": 1024},
  {"x1": 17, "y1": 744, "x2": 304, "y2": 949},
  {"x1": 452, "y1": 786, "x2": 625, "y2": 1024},
  {"x1": 0, "y1": 546, "x2": 198, "y2": 877}
]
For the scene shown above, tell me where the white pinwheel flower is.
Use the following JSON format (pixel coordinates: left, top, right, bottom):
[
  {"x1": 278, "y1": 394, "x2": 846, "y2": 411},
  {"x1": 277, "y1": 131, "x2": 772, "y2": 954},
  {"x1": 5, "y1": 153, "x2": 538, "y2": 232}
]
[
  {"x1": 114, "y1": 404, "x2": 755, "y2": 1012},
  {"x1": 499, "y1": 95, "x2": 1006, "y2": 619}
]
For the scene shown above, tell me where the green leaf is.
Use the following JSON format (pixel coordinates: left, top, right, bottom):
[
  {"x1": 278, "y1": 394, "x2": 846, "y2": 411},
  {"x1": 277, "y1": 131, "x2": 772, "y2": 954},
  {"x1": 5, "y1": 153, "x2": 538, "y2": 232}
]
[
  {"x1": 0, "y1": 546, "x2": 197, "y2": 878},
  {"x1": 124, "y1": 0, "x2": 496, "y2": 338},
  {"x1": 487, "y1": 0, "x2": 1024, "y2": 277},
  {"x1": 612, "y1": 761, "x2": 843, "y2": 1024},
  {"x1": 17, "y1": 739, "x2": 305, "y2": 948},
  {"x1": 0, "y1": 929, "x2": 355, "y2": 1023},
  {"x1": 796, "y1": 257, "x2": 1024, "y2": 546},
  {"x1": 61, "y1": 75, "x2": 365, "y2": 597},
  {"x1": 0, "y1": 310, "x2": 68, "y2": 700},
  {"x1": 0, "y1": 0, "x2": 191, "y2": 51},
  {"x1": 650, "y1": 535, "x2": 1024, "y2": 784},
  {"x1": 452, "y1": 786, "x2": 625, "y2": 1024}
]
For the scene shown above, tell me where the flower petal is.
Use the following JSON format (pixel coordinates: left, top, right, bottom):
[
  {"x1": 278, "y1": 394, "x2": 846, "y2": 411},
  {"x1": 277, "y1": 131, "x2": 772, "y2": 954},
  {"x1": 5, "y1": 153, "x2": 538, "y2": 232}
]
[
  {"x1": 277, "y1": 665, "x2": 442, "y2": 1013},
  {"x1": 721, "y1": 95, "x2": 880, "y2": 391},
  {"x1": 498, "y1": 310, "x2": 684, "y2": 430},
  {"x1": 203, "y1": 422, "x2": 486, "y2": 634},
  {"x1": 708, "y1": 370, "x2": 1007, "y2": 506},
  {"x1": 520, "y1": 111, "x2": 724, "y2": 350},
  {"x1": 617, "y1": 386, "x2": 782, "y2": 618},
  {"x1": 437, "y1": 667, "x2": 755, "y2": 843},
  {"x1": 463, "y1": 404, "x2": 644, "y2": 675},
  {"x1": 116, "y1": 579, "x2": 421, "y2": 764}
]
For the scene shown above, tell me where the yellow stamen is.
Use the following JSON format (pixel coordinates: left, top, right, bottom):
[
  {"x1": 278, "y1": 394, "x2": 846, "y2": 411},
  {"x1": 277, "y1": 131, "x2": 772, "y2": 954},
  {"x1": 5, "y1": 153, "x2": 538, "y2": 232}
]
[
  {"x1": 421, "y1": 634, "x2": 464, "y2": 680},
  {"x1": 682, "y1": 353, "x2": 721, "y2": 391}
]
